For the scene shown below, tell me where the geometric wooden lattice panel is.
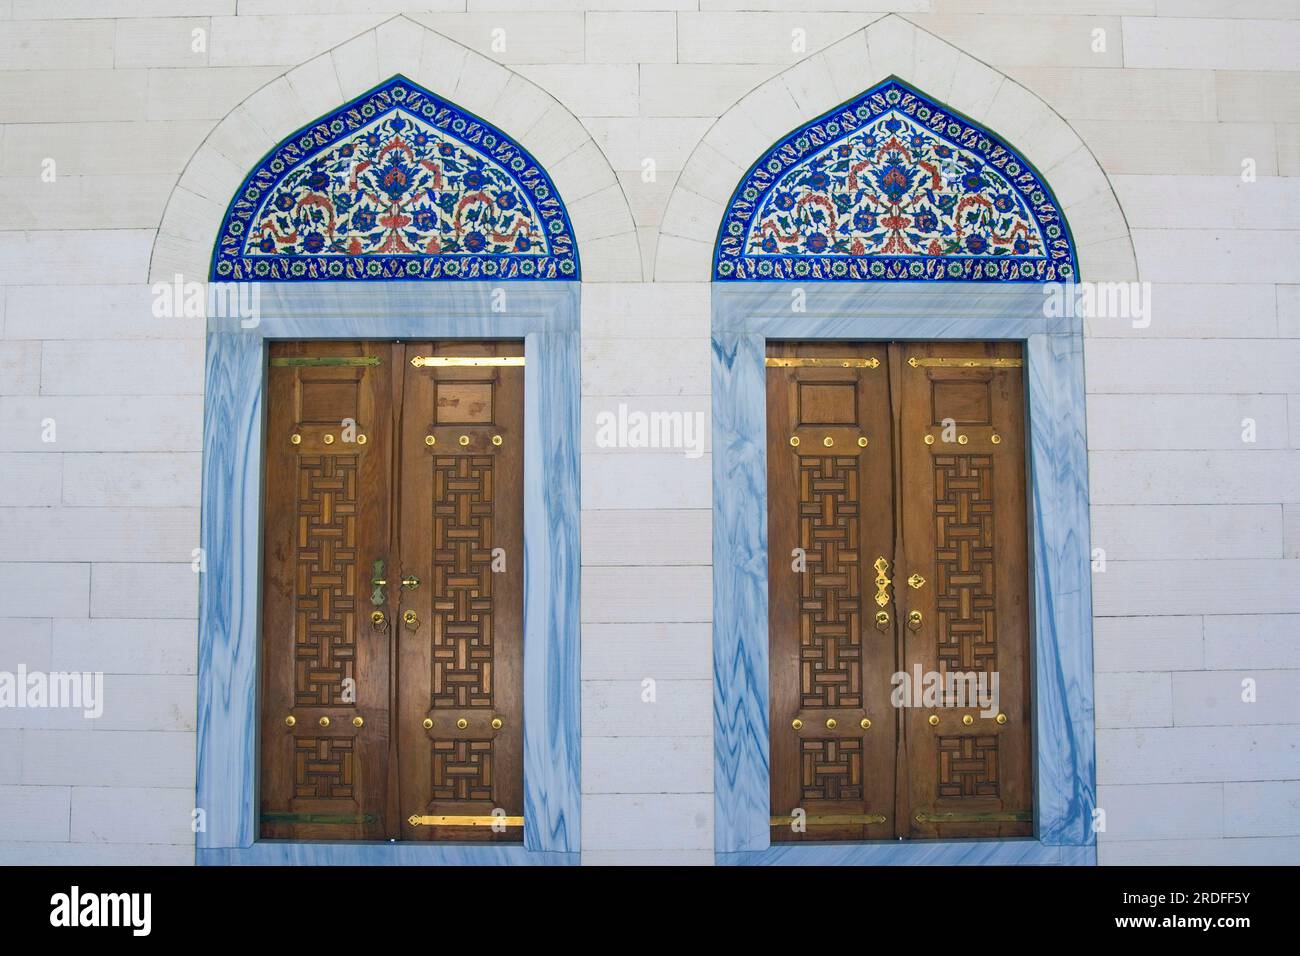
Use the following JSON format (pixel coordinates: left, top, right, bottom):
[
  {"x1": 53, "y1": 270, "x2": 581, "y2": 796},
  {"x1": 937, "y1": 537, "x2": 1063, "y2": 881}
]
[
  {"x1": 431, "y1": 739, "x2": 494, "y2": 802},
  {"x1": 800, "y1": 737, "x2": 864, "y2": 802},
  {"x1": 293, "y1": 736, "x2": 356, "y2": 799},
  {"x1": 797, "y1": 455, "x2": 863, "y2": 709},
  {"x1": 937, "y1": 735, "x2": 1000, "y2": 798},
  {"x1": 430, "y1": 455, "x2": 497, "y2": 709},
  {"x1": 933, "y1": 454, "x2": 997, "y2": 701},
  {"x1": 294, "y1": 455, "x2": 359, "y2": 707}
]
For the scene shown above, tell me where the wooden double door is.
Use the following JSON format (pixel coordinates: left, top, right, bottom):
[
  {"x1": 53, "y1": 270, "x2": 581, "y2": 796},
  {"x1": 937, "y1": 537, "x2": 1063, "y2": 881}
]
[
  {"x1": 259, "y1": 340, "x2": 523, "y2": 842},
  {"x1": 768, "y1": 341, "x2": 1032, "y2": 842}
]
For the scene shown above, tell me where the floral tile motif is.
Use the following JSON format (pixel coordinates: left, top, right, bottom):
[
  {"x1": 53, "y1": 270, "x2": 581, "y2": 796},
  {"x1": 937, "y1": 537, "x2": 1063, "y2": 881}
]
[
  {"x1": 715, "y1": 79, "x2": 1076, "y2": 282},
  {"x1": 213, "y1": 76, "x2": 578, "y2": 281}
]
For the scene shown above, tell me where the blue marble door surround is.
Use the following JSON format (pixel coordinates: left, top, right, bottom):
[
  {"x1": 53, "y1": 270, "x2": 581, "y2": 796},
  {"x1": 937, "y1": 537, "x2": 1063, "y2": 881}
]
[
  {"x1": 711, "y1": 283, "x2": 1097, "y2": 865},
  {"x1": 196, "y1": 282, "x2": 581, "y2": 865}
]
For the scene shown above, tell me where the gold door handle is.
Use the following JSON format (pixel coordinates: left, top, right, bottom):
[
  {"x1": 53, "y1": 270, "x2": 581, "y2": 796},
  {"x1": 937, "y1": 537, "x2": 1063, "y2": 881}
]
[
  {"x1": 371, "y1": 610, "x2": 388, "y2": 632},
  {"x1": 873, "y1": 557, "x2": 892, "y2": 608},
  {"x1": 874, "y1": 610, "x2": 890, "y2": 632},
  {"x1": 402, "y1": 609, "x2": 419, "y2": 631},
  {"x1": 907, "y1": 610, "x2": 923, "y2": 632},
  {"x1": 401, "y1": 575, "x2": 420, "y2": 590}
]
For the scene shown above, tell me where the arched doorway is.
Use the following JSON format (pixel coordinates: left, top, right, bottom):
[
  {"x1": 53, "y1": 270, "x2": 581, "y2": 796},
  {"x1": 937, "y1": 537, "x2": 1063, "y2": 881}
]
[
  {"x1": 190, "y1": 72, "x2": 583, "y2": 865},
  {"x1": 709, "y1": 74, "x2": 1097, "y2": 865}
]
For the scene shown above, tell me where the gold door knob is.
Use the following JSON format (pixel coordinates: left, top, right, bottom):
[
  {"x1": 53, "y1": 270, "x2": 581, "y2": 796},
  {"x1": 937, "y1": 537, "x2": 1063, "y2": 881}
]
[
  {"x1": 825, "y1": 718, "x2": 837, "y2": 730},
  {"x1": 875, "y1": 610, "x2": 890, "y2": 632},
  {"x1": 491, "y1": 718, "x2": 503, "y2": 730},
  {"x1": 422, "y1": 718, "x2": 433, "y2": 730},
  {"x1": 352, "y1": 716, "x2": 364, "y2": 728},
  {"x1": 284, "y1": 715, "x2": 296, "y2": 727},
  {"x1": 928, "y1": 714, "x2": 939, "y2": 727},
  {"x1": 907, "y1": 610, "x2": 923, "y2": 631},
  {"x1": 456, "y1": 718, "x2": 468, "y2": 730},
  {"x1": 371, "y1": 610, "x2": 387, "y2": 631},
  {"x1": 403, "y1": 609, "x2": 419, "y2": 630},
  {"x1": 860, "y1": 718, "x2": 871, "y2": 730},
  {"x1": 791, "y1": 718, "x2": 803, "y2": 730},
  {"x1": 319, "y1": 716, "x2": 330, "y2": 727}
]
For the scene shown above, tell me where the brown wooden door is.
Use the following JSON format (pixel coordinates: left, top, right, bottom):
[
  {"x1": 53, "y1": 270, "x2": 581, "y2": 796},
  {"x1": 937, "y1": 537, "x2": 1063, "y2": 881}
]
[
  {"x1": 767, "y1": 341, "x2": 1032, "y2": 842},
  {"x1": 260, "y1": 341, "x2": 395, "y2": 840},
  {"x1": 767, "y1": 342, "x2": 896, "y2": 842},
  {"x1": 260, "y1": 340, "x2": 524, "y2": 842},
  {"x1": 397, "y1": 342, "x2": 524, "y2": 841},
  {"x1": 896, "y1": 342, "x2": 1032, "y2": 839}
]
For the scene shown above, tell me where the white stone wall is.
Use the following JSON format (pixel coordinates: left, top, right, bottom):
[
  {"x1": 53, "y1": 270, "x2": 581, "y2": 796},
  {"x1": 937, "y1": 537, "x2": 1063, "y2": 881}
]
[{"x1": 0, "y1": 2, "x2": 1296, "y2": 865}]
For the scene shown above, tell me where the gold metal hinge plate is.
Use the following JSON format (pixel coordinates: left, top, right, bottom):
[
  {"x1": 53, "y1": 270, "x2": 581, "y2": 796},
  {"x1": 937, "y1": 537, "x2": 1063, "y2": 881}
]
[
  {"x1": 914, "y1": 810, "x2": 1032, "y2": 824},
  {"x1": 766, "y1": 357, "x2": 879, "y2": 368},
  {"x1": 270, "y1": 356, "x2": 382, "y2": 367},
  {"x1": 407, "y1": 814, "x2": 524, "y2": 827},
  {"x1": 770, "y1": 813, "x2": 888, "y2": 826},
  {"x1": 410, "y1": 356, "x2": 525, "y2": 368},
  {"x1": 908, "y1": 357, "x2": 1023, "y2": 369}
]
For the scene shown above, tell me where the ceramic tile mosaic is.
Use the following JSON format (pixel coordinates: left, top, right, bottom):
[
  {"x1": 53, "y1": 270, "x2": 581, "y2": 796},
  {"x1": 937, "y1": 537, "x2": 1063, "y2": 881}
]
[
  {"x1": 715, "y1": 79, "x2": 1076, "y2": 283},
  {"x1": 212, "y1": 76, "x2": 578, "y2": 282}
]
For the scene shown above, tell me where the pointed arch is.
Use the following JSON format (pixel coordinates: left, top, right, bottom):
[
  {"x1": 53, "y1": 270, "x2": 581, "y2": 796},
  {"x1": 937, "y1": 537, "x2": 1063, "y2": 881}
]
[
  {"x1": 151, "y1": 15, "x2": 639, "y2": 283},
  {"x1": 212, "y1": 75, "x2": 578, "y2": 281},
  {"x1": 714, "y1": 77, "x2": 1076, "y2": 283},
  {"x1": 658, "y1": 14, "x2": 1133, "y2": 283}
]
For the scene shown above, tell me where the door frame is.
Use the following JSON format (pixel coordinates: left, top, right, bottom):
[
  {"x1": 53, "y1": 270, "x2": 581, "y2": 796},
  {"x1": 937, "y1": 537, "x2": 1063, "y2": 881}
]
[
  {"x1": 196, "y1": 281, "x2": 581, "y2": 865},
  {"x1": 711, "y1": 282, "x2": 1096, "y2": 865}
]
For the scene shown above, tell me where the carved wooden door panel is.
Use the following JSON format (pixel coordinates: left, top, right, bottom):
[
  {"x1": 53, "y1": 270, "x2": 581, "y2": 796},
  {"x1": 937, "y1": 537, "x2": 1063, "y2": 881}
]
[
  {"x1": 897, "y1": 341, "x2": 1032, "y2": 839},
  {"x1": 260, "y1": 341, "x2": 395, "y2": 840},
  {"x1": 768, "y1": 341, "x2": 1032, "y2": 842},
  {"x1": 397, "y1": 342, "x2": 525, "y2": 841},
  {"x1": 767, "y1": 342, "x2": 897, "y2": 842}
]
